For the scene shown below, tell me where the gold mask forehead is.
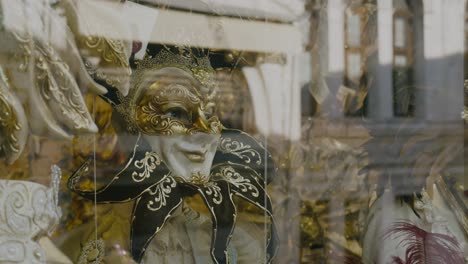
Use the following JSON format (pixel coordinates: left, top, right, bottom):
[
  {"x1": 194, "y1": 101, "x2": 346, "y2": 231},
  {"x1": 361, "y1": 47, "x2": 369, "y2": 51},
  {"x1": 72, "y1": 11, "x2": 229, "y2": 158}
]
[
  {"x1": 134, "y1": 67, "x2": 206, "y2": 105},
  {"x1": 115, "y1": 50, "x2": 221, "y2": 135},
  {"x1": 131, "y1": 50, "x2": 217, "y2": 100},
  {"x1": 132, "y1": 67, "x2": 222, "y2": 136}
]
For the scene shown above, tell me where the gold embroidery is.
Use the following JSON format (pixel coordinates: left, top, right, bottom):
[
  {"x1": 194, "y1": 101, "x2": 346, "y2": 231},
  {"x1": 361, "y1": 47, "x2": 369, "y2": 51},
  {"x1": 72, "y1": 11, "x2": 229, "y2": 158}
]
[
  {"x1": 186, "y1": 116, "x2": 223, "y2": 135},
  {"x1": 147, "y1": 177, "x2": 177, "y2": 211},
  {"x1": 11, "y1": 28, "x2": 97, "y2": 133},
  {"x1": 204, "y1": 182, "x2": 223, "y2": 205},
  {"x1": 35, "y1": 43, "x2": 94, "y2": 130},
  {"x1": 219, "y1": 137, "x2": 262, "y2": 165},
  {"x1": 132, "y1": 152, "x2": 161, "y2": 182},
  {"x1": 11, "y1": 31, "x2": 32, "y2": 72},
  {"x1": 133, "y1": 49, "x2": 215, "y2": 92},
  {"x1": 116, "y1": 49, "x2": 222, "y2": 136},
  {"x1": 83, "y1": 36, "x2": 131, "y2": 89},
  {"x1": 186, "y1": 171, "x2": 208, "y2": 185},
  {"x1": 146, "y1": 83, "x2": 202, "y2": 105},
  {"x1": 215, "y1": 166, "x2": 259, "y2": 198},
  {"x1": 0, "y1": 88, "x2": 21, "y2": 154}
]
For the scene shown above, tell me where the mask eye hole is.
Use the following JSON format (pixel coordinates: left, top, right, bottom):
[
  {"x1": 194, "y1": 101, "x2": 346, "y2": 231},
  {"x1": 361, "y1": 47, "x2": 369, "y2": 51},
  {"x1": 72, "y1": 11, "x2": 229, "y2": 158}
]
[
  {"x1": 203, "y1": 103, "x2": 216, "y2": 120},
  {"x1": 203, "y1": 108, "x2": 215, "y2": 119},
  {"x1": 163, "y1": 106, "x2": 192, "y2": 124}
]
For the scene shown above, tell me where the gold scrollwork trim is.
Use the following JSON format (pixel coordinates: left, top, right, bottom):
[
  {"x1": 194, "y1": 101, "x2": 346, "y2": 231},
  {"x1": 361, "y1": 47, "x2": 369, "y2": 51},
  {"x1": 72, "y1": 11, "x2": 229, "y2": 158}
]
[
  {"x1": 215, "y1": 166, "x2": 259, "y2": 198},
  {"x1": 219, "y1": 137, "x2": 262, "y2": 165},
  {"x1": 204, "y1": 182, "x2": 223, "y2": 205},
  {"x1": 83, "y1": 36, "x2": 131, "y2": 88},
  {"x1": 0, "y1": 92, "x2": 22, "y2": 154},
  {"x1": 132, "y1": 151, "x2": 161, "y2": 182},
  {"x1": 146, "y1": 177, "x2": 177, "y2": 211}
]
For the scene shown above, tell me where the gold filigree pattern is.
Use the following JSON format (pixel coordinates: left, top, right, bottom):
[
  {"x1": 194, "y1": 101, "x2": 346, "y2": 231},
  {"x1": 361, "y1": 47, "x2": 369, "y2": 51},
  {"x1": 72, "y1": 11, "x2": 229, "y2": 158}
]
[
  {"x1": 77, "y1": 238, "x2": 105, "y2": 264},
  {"x1": 83, "y1": 36, "x2": 131, "y2": 90},
  {"x1": 0, "y1": 68, "x2": 27, "y2": 164},
  {"x1": 133, "y1": 49, "x2": 215, "y2": 92},
  {"x1": 215, "y1": 166, "x2": 259, "y2": 198},
  {"x1": 34, "y1": 43, "x2": 94, "y2": 131},
  {"x1": 132, "y1": 151, "x2": 161, "y2": 182},
  {"x1": 136, "y1": 114, "x2": 185, "y2": 136},
  {"x1": 11, "y1": 31, "x2": 32, "y2": 72},
  {"x1": 192, "y1": 68, "x2": 216, "y2": 95},
  {"x1": 0, "y1": 90, "x2": 21, "y2": 154},
  {"x1": 68, "y1": 129, "x2": 278, "y2": 263},
  {"x1": 135, "y1": 83, "x2": 198, "y2": 135},
  {"x1": 203, "y1": 182, "x2": 223, "y2": 205},
  {"x1": 9, "y1": 28, "x2": 97, "y2": 136},
  {"x1": 186, "y1": 117, "x2": 223, "y2": 135},
  {"x1": 187, "y1": 171, "x2": 210, "y2": 185},
  {"x1": 116, "y1": 49, "x2": 222, "y2": 135},
  {"x1": 85, "y1": 37, "x2": 129, "y2": 67},
  {"x1": 146, "y1": 83, "x2": 202, "y2": 106},
  {"x1": 132, "y1": 70, "x2": 222, "y2": 135},
  {"x1": 147, "y1": 177, "x2": 177, "y2": 211},
  {"x1": 219, "y1": 138, "x2": 262, "y2": 165}
]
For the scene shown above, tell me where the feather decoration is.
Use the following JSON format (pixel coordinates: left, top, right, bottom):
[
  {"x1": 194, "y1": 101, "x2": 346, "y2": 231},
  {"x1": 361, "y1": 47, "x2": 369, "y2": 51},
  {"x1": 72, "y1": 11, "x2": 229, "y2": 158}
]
[{"x1": 383, "y1": 221, "x2": 464, "y2": 264}]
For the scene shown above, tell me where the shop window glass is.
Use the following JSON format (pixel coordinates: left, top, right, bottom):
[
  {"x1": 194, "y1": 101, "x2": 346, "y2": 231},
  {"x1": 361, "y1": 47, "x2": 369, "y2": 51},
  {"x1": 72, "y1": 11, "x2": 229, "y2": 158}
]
[{"x1": 0, "y1": 1, "x2": 465, "y2": 264}]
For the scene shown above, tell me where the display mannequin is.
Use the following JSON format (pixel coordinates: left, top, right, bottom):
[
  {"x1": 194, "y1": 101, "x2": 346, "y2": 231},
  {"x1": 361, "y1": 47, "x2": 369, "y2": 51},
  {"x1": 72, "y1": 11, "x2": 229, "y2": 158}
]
[{"x1": 68, "y1": 47, "x2": 278, "y2": 263}]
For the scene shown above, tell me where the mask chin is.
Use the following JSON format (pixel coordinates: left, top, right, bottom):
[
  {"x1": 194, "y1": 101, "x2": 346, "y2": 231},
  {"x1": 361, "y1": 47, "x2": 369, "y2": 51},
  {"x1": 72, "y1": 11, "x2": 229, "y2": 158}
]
[{"x1": 142, "y1": 133, "x2": 220, "y2": 181}]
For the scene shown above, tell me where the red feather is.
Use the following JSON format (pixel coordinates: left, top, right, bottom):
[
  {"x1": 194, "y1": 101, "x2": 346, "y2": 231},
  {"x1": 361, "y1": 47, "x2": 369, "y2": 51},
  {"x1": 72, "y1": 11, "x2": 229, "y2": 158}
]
[{"x1": 382, "y1": 221, "x2": 464, "y2": 264}]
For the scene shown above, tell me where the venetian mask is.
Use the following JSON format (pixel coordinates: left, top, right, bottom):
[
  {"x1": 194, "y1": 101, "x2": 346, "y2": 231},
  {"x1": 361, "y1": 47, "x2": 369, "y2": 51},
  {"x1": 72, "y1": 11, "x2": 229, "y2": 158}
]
[
  {"x1": 132, "y1": 67, "x2": 222, "y2": 180},
  {"x1": 69, "y1": 49, "x2": 278, "y2": 264}
]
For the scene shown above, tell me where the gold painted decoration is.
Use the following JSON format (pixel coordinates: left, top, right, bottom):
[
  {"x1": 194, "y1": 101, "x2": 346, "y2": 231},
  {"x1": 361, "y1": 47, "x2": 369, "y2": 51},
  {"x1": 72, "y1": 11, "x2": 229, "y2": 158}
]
[
  {"x1": 146, "y1": 176, "x2": 177, "y2": 211},
  {"x1": 214, "y1": 166, "x2": 260, "y2": 198},
  {"x1": 34, "y1": 43, "x2": 97, "y2": 134},
  {"x1": 131, "y1": 49, "x2": 217, "y2": 97},
  {"x1": 115, "y1": 49, "x2": 222, "y2": 136},
  {"x1": 0, "y1": 4, "x2": 105, "y2": 140},
  {"x1": 0, "y1": 68, "x2": 28, "y2": 164},
  {"x1": 134, "y1": 80, "x2": 222, "y2": 136},
  {"x1": 64, "y1": 45, "x2": 279, "y2": 263},
  {"x1": 218, "y1": 137, "x2": 262, "y2": 165},
  {"x1": 82, "y1": 36, "x2": 132, "y2": 95},
  {"x1": 201, "y1": 181, "x2": 223, "y2": 205},
  {"x1": 69, "y1": 128, "x2": 279, "y2": 264},
  {"x1": 60, "y1": 0, "x2": 132, "y2": 96},
  {"x1": 132, "y1": 151, "x2": 162, "y2": 182}
]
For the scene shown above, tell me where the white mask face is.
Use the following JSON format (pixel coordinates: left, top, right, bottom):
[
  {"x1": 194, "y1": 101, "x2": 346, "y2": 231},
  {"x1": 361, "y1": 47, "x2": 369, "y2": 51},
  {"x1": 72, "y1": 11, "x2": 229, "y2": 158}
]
[{"x1": 143, "y1": 132, "x2": 220, "y2": 180}]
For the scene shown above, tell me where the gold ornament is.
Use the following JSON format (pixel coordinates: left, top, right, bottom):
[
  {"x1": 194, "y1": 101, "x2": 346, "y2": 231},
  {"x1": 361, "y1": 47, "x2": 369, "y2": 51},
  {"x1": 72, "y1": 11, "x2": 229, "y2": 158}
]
[{"x1": 116, "y1": 49, "x2": 222, "y2": 136}]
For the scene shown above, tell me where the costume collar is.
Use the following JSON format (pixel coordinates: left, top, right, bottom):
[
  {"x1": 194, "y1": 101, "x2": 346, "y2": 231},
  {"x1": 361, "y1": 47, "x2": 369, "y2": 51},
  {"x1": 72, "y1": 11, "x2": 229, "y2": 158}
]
[{"x1": 68, "y1": 128, "x2": 278, "y2": 264}]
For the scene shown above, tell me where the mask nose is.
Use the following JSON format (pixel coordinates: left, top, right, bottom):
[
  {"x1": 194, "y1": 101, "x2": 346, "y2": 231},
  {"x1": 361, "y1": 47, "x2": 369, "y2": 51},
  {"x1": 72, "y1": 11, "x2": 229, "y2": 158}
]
[{"x1": 193, "y1": 108, "x2": 210, "y2": 133}]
